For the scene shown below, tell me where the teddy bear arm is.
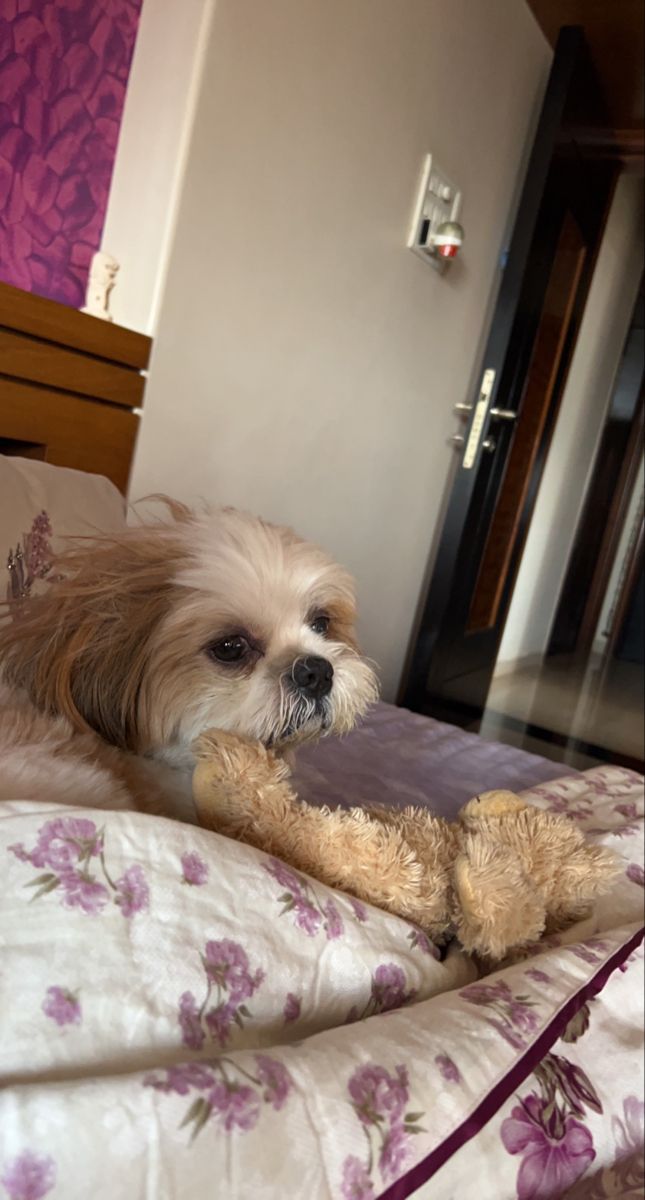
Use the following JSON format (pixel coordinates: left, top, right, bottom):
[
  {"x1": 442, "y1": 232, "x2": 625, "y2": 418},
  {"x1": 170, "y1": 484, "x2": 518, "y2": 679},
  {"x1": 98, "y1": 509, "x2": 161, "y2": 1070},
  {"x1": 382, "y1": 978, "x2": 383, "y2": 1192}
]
[{"x1": 192, "y1": 731, "x2": 429, "y2": 921}]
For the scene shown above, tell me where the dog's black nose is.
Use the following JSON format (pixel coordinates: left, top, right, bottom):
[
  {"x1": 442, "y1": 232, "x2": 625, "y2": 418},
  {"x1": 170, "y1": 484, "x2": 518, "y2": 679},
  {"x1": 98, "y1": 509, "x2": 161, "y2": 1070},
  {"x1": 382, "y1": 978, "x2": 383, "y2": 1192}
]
[{"x1": 292, "y1": 656, "x2": 334, "y2": 700}]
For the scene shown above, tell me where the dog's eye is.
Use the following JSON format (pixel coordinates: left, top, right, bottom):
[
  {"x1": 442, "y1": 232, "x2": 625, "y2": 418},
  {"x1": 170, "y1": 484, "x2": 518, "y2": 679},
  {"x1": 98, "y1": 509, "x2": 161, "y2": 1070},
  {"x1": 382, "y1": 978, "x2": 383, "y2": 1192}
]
[
  {"x1": 309, "y1": 614, "x2": 330, "y2": 637},
  {"x1": 206, "y1": 636, "x2": 250, "y2": 664}
]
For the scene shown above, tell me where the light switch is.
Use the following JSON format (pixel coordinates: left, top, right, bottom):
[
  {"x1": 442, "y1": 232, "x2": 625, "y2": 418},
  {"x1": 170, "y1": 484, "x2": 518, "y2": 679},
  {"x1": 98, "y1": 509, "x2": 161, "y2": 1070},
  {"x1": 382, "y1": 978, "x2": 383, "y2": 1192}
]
[{"x1": 407, "y1": 154, "x2": 462, "y2": 271}]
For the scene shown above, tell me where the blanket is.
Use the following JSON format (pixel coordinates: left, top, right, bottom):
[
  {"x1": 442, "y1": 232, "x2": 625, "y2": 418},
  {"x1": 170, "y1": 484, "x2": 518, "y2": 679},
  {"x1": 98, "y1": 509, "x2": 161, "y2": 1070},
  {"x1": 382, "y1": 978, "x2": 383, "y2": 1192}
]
[{"x1": 0, "y1": 766, "x2": 642, "y2": 1199}]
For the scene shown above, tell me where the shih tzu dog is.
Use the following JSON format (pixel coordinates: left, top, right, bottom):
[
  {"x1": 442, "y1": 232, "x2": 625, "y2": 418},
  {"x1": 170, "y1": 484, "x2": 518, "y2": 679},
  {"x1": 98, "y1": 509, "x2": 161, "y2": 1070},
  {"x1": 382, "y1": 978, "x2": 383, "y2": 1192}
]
[{"x1": 0, "y1": 501, "x2": 378, "y2": 821}]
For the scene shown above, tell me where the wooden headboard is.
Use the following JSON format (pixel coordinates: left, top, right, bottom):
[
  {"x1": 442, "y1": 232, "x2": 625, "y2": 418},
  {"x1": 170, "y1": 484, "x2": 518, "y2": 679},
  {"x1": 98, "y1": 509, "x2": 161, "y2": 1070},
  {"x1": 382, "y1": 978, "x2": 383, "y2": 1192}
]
[{"x1": 0, "y1": 281, "x2": 152, "y2": 494}]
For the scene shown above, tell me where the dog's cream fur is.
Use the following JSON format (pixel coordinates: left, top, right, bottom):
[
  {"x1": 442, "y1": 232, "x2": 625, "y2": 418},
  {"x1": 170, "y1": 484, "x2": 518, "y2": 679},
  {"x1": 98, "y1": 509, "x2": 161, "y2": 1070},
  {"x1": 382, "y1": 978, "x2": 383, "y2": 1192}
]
[{"x1": 0, "y1": 502, "x2": 378, "y2": 818}]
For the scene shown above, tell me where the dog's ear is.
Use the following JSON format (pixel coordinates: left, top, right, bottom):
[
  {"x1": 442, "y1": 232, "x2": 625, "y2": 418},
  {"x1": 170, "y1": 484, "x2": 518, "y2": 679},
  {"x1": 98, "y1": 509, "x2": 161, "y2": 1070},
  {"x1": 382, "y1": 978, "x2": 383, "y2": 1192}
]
[
  {"x1": 0, "y1": 523, "x2": 189, "y2": 751},
  {"x1": 134, "y1": 493, "x2": 194, "y2": 524}
]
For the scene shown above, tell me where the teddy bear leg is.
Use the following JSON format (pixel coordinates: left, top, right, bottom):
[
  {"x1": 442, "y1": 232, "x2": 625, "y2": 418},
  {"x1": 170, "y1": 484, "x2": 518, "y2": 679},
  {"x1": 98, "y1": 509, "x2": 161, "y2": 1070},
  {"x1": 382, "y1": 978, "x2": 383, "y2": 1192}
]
[
  {"x1": 192, "y1": 729, "x2": 427, "y2": 923},
  {"x1": 363, "y1": 805, "x2": 457, "y2": 940},
  {"x1": 543, "y1": 842, "x2": 618, "y2": 933},
  {"x1": 453, "y1": 836, "x2": 547, "y2": 961}
]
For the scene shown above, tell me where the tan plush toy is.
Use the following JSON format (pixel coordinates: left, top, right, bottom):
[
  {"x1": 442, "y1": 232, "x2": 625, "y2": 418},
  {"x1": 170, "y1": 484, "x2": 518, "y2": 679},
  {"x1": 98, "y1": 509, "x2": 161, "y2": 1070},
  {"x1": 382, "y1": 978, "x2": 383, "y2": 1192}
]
[{"x1": 192, "y1": 731, "x2": 617, "y2": 961}]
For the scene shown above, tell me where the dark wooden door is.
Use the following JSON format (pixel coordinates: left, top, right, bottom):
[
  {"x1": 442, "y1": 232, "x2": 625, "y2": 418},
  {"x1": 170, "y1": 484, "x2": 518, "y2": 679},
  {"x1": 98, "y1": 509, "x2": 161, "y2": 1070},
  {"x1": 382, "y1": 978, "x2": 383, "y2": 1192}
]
[{"x1": 400, "y1": 28, "x2": 617, "y2": 726}]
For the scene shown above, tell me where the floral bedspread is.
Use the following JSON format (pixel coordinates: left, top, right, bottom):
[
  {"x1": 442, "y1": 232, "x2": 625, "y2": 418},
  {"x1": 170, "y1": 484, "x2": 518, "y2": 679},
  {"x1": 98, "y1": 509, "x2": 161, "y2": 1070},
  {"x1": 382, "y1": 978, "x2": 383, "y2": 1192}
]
[{"x1": 0, "y1": 766, "x2": 642, "y2": 1200}]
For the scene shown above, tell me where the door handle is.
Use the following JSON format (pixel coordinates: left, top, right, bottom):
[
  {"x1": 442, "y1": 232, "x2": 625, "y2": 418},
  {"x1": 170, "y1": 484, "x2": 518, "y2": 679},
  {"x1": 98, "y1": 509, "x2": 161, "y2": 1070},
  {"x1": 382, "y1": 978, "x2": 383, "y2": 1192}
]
[
  {"x1": 452, "y1": 433, "x2": 496, "y2": 453},
  {"x1": 461, "y1": 367, "x2": 496, "y2": 469},
  {"x1": 454, "y1": 402, "x2": 474, "y2": 415},
  {"x1": 489, "y1": 407, "x2": 516, "y2": 421}
]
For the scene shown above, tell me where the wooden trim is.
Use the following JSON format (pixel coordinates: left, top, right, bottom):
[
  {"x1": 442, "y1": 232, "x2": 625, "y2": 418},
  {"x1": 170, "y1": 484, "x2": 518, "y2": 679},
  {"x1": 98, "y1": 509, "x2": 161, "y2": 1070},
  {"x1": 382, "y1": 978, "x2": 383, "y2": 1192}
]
[
  {"x1": 1, "y1": 378, "x2": 139, "y2": 495},
  {"x1": 577, "y1": 391, "x2": 644, "y2": 654},
  {"x1": 0, "y1": 285, "x2": 152, "y2": 495},
  {"x1": 0, "y1": 281, "x2": 151, "y2": 370},
  {"x1": 0, "y1": 329, "x2": 145, "y2": 409},
  {"x1": 558, "y1": 126, "x2": 645, "y2": 167},
  {"x1": 0, "y1": 438, "x2": 46, "y2": 460}
]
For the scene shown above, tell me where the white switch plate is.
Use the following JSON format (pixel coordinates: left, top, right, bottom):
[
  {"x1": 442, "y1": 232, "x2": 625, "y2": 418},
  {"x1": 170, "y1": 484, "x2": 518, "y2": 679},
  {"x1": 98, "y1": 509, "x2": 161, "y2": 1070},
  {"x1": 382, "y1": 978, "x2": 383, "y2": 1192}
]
[{"x1": 407, "y1": 154, "x2": 462, "y2": 271}]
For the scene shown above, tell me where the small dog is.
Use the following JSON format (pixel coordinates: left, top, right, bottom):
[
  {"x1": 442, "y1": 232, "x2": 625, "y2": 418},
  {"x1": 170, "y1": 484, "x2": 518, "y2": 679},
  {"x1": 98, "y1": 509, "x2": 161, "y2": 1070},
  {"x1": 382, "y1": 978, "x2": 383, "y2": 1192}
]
[{"x1": 0, "y1": 501, "x2": 378, "y2": 821}]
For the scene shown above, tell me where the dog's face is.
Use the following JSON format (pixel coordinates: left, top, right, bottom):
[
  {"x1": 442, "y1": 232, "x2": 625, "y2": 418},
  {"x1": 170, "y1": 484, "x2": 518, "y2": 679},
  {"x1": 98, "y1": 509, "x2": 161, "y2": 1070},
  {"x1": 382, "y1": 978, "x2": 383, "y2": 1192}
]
[
  {"x1": 0, "y1": 504, "x2": 378, "y2": 756},
  {"x1": 141, "y1": 509, "x2": 378, "y2": 752}
]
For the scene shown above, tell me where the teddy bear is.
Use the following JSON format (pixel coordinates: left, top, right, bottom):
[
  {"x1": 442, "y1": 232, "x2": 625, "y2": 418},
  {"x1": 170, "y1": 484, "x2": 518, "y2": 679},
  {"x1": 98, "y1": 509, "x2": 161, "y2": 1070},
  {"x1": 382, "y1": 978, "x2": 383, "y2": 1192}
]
[{"x1": 192, "y1": 730, "x2": 617, "y2": 961}]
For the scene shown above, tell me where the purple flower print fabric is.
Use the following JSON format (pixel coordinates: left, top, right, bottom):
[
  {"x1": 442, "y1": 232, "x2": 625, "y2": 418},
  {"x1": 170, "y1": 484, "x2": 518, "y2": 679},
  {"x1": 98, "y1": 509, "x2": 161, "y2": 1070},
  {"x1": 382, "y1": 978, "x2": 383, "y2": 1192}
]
[
  {"x1": 9, "y1": 817, "x2": 148, "y2": 918},
  {"x1": 1, "y1": 1150, "x2": 56, "y2": 1200},
  {"x1": 180, "y1": 852, "x2": 209, "y2": 886},
  {"x1": 42, "y1": 987, "x2": 81, "y2": 1027},
  {"x1": 0, "y1": 763, "x2": 642, "y2": 1198},
  {"x1": 144, "y1": 1053, "x2": 293, "y2": 1140},
  {"x1": 178, "y1": 939, "x2": 265, "y2": 1052}
]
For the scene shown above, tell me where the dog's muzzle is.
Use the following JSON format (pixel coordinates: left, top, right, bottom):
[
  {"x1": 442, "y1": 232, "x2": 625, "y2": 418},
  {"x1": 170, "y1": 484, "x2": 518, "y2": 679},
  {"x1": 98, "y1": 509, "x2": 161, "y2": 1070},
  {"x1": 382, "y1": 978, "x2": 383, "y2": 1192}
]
[{"x1": 267, "y1": 657, "x2": 335, "y2": 747}]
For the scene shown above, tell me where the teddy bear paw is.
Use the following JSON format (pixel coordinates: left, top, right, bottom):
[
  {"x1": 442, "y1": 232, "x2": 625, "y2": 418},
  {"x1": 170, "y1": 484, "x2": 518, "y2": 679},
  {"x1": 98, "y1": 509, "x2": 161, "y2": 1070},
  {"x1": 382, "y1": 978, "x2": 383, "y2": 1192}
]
[{"x1": 459, "y1": 790, "x2": 529, "y2": 824}]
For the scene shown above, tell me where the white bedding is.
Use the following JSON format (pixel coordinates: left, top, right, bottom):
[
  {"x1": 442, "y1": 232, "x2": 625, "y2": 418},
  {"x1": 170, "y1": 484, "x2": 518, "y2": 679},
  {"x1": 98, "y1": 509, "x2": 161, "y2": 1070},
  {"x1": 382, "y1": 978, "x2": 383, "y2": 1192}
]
[{"x1": 0, "y1": 766, "x2": 643, "y2": 1200}]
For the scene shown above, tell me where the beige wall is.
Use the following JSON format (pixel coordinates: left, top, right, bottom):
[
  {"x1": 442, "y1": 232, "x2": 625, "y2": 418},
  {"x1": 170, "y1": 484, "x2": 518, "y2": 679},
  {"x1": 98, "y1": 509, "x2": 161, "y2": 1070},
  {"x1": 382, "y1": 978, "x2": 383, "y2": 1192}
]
[
  {"x1": 99, "y1": 0, "x2": 215, "y2": 333},
  {"x1": 498, "y1": 173, "x2": 645, "y2": 668},
  {"x1": 131, "y1": 0, "x2": 550, "y2": 699}
]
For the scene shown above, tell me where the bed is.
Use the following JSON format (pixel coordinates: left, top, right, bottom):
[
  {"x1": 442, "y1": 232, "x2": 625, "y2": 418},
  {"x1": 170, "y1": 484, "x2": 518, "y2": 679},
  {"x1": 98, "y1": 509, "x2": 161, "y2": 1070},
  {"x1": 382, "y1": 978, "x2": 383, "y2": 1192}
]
[
  {"x1": 0, "y1": 280, "x2": 151, "y2": 495},
  {"x1": 0, "y1": 356, "x2": 643, "y2": 1199}
]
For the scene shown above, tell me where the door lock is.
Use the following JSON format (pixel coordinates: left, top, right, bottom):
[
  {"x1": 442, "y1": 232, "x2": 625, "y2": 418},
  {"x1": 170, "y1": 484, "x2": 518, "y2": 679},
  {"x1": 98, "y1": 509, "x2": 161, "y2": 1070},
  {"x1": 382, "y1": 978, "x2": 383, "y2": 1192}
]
[
  {"x1": 461, "y1": 367, "x2": 496, "y2": 469},
  {"x1": 482, "y1": 437, "x2": 496, "y2": 452}
]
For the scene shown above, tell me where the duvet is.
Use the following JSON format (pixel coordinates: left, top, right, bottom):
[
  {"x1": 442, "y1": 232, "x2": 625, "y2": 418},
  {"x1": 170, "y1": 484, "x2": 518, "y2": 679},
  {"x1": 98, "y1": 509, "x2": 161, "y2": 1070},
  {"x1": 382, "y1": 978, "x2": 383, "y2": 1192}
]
[{"x1": 0, "y1": 766, "x2": 642, "y2": 1200}]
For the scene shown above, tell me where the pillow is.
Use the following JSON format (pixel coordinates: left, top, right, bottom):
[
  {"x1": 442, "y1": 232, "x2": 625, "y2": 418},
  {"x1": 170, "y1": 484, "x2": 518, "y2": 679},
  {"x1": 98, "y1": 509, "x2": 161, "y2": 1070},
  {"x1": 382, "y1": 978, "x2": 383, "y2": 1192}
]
[{"x1": 1, "y1": 455, "x2": 126, "y2": 614}]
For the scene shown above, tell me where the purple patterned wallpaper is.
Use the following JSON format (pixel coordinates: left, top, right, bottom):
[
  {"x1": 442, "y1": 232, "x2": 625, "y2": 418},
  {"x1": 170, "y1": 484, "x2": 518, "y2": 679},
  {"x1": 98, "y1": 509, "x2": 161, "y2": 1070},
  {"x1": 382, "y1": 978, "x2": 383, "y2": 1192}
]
[{"x1": 0, "y1": 0, "x2": 142, "y2": 309}]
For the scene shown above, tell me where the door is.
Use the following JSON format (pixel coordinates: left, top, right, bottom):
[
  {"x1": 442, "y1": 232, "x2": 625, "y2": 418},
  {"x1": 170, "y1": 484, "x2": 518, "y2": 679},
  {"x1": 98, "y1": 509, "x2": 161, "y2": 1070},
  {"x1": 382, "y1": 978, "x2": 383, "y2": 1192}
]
[{"x1": 399, "y1": 27, "x2": 617, "y2": 726}]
